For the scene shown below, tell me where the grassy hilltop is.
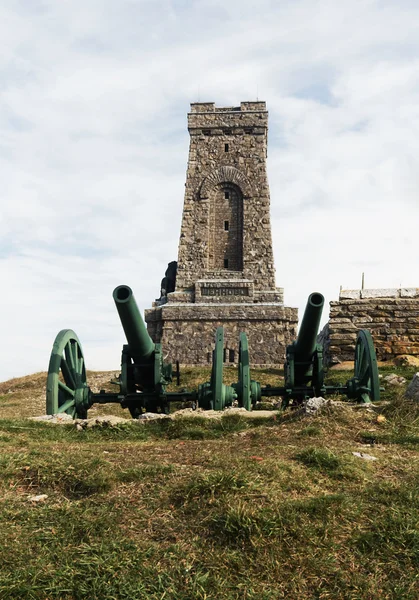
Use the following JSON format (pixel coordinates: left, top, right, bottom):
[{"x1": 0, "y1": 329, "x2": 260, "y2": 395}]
[{"x1": 0, "y1": 365, "x2": 418, "y2": 599}]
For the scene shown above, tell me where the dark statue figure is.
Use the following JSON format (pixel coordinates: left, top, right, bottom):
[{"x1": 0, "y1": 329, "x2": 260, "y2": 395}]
[{"x1": 157, "y1": 261, "x2": 177, "y2": 302}]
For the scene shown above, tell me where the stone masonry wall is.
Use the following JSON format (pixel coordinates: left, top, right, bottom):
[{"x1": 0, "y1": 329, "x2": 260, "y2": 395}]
[
  {"x1": 146, "y1": 304, "x2": 298, "y2": 366},
  {"x1": 328, "y1": 288, "x2": 419, "y2": 362},
  {"x1": 176, "y1": 101, "x2": 277, "y2": 292}
]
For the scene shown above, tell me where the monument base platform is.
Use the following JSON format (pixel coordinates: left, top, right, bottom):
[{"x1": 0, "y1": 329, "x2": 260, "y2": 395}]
[{"x1": 145, "y1": 302, "x2": 298, "y2": 366}]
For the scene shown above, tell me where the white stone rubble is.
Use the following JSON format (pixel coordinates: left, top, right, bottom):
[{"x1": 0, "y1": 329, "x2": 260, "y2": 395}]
[
  {"x1": 405, "y1": 373, "x2": 419, "y2": 401},
  {"x1": 383, "y1": 374, "x2": 407, "y2": 386},
  {"x1": 352, "y1": 452, "x2": 378, "y2": 461},
  {"x1": 304, "y1": 397, "x2": 333, "y2": 415},
  {"x1": 27, "y1": 494, "x2": 48, "y2": 502}
]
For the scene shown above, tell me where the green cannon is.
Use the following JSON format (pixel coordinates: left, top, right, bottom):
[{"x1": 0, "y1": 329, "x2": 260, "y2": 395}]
[
  {"x1": 46, "y1": 287, "x2": 380, "y2": 419},
  {"x1": 46, "y1": 285, "x2": 193, "y2": 418},
  {"x1": 46, "y1": 285, "x2": 237, "y2": 419},
  {"x1": 112, "y1": 285, "x2": 177, "y2": 416},
  {"x1": 287, "y1": 292, "x2": 325, "y2": 392},
  {"x1": 234, "y1": 292, "x2": 380, "y2": 408}
]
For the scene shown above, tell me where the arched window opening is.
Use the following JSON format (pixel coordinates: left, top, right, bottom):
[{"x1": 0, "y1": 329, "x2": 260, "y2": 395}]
[{"x1": 209, "y1": 183, "x2": 243, "y2": 271}]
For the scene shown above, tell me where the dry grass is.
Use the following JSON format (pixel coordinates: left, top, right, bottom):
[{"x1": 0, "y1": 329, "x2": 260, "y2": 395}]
[{"x1": 0, "y1": 366, "x2": 418, "y2": 598}]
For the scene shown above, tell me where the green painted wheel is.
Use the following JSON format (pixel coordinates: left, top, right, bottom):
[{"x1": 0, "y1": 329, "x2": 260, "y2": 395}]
[
  {"x1": 211, "y1": 327, "x2": 225, "y2": 410},
  {"x1": 349, "y1": 330, "x2": 380, "y2": 403},
  {"x1": 237, "y1": 332, "x2": 251, "y2": 410},
  {"x1": 46, "y1": 329, "x2": 91, "y2": 419},
  {"x1": 197, "y1": 328, "x2": 237, "y2": 411}
]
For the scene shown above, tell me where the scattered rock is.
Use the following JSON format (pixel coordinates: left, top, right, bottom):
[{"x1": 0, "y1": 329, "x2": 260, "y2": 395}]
[
  {"x1": 405, "y1": 373, "x2": 419, "y2": 401},
  {"x1": 352, "y1": 452, "x2": 378, "y2": 461},
  {"x1": 28, "y1": 494, "x2": 48, "y2": 502},
  {"x1": 394, "y1": 355, "x2": 419, "y2": 368},
  {"x1": 224, "y1": 407, "x2": 248, "y2": 414},
  {"x1": 383, "y1": 374, "x2": 407, "y2": 386},
  {"x1": 29, "y1": 406, "x2": 280, "y2": 427},
  {"x1": 171, "y1": 407, "x2": 273, "y2": 420},
  {"x1": 172, "y1": 408, "x2": 197, "y2": 417},
  {"x1": 30, "y1": 413, "x2": 74, "y2": 423},
  {"x1": 304, "y1": 397, "x2": 333, "y2": 415},
  {"x1": 77, "y1": 415, "x2": 132, "y2": 429},
  {"x1": 138, "y1": 412, "x2": 170, "y2": 420}
]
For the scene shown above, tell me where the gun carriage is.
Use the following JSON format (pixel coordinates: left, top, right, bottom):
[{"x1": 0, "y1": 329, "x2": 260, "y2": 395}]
[
  {"x1": 257, "y1": 292, "x2": 380, "y2": 407},
  {"x1": 46, "y1": 287, "x2": 380, "y2": 419}
]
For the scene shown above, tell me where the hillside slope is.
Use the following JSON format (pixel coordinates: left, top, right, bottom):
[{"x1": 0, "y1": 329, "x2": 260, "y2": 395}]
[{"x1": 0, "y1": 368, "x2": 418, "y2": 598}]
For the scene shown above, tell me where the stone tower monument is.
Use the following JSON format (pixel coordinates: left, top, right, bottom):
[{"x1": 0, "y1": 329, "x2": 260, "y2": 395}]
[{"x1": 145, "y1": 101, "x2": 298, "y2": 365}]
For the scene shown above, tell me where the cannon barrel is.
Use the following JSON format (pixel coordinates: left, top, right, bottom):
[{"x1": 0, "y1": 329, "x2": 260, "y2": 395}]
[
  {"x1": 294, "y1": 292, "x2": 325, "y2": 362},
  {"x1": 113, "y1": 285, "x2": 155, "y2": 361}
]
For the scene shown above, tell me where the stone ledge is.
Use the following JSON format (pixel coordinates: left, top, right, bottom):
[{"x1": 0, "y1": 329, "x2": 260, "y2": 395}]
[
  {"x1": 145, "y1": 304, "x2": 298, "y2": 323},
  {"x1": 339, "y1": 290, "x2": 361, "y2": 299},
  {"x1": 339, "y1": 288, "x2": 419, "y2": 299},
  {"x1": 401, "y1": 288, "x2": 419, "y2": 297}
]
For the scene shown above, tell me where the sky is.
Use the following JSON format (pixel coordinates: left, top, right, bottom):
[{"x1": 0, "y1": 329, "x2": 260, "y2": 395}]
[{"x1": 1, "y1": 0, "x2": 419, "y2": 381}]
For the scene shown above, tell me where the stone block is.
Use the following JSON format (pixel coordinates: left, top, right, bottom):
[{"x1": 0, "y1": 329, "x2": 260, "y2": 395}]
[
  {"x1": 339, "y1": 290, "x2": 361, "y2": 299},
  {"x1": 395, "y1": 355, "x2": 419, "y2": 368},
  {"x1": 400, "y1": 288, "x2": 419, "y2": 298},
  {"x1": 329, "y1": 333, "x2": 357, "y2": 341},
  {"x1": 360, "y1": 289, "x2": 399, "y2": 299}
]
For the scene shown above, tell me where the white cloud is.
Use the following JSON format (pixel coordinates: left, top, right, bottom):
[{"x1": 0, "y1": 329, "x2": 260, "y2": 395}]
[{"x1": 0, "y1": 0, "x2": 419, "y2": 382}]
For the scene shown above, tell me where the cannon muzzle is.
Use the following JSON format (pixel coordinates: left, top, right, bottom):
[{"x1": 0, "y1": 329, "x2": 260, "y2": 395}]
[
  {"x1": 294, "y1": 292, "x2": 324, "y2": 362},
  {"x1": 113, "y1": 285, "x2": 155, "y2": 361}
]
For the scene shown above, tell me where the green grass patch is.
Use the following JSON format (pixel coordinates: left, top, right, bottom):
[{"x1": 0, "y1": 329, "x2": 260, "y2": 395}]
[
  {"x1": 172, "y1": 471, "x2": 249, "y2": 507},
  {"x1": 116, "y1": 463, "x2": 175, "y2": 483},
  {"x1": 294, "y1": 446, "x2": 341, "y2": 471},
  {"x1": 1, "y1": 367, "x2": 419, "y2": 598},
  {"x1": 359, "y1": 430, "x2": 419, "y2": 446},
  {"x1": 5, "y1": 454, "x2": 113, "y2": 499},
  {"x1": 293, "y1": 446, "x2": 366, "y2": 481},
  {"x1": 298, "y1": 424, "x2": 322, "y2": 437}
]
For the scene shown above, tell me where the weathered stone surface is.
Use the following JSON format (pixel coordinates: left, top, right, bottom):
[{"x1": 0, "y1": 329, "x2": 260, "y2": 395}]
[
  {"x1": 147, "y1": 303, "x2": 297, "y2": 365},
  {"x1": 352, "y1": 452, "x2": 378, "y2": 461},
  {"x1": 33, "y1": 408, "x2": 281, "y2": 426},
  {"x1": 176, "y1": 102, "x2": 276, "y2": 290},
  {"x1": 383, "y1": 374, "x2": 407, "y2": 386},
  {"x1": 339, "y1": 290, "x2": 361, "y2": 299},
  {"x1": 145, "y1": 101, "x2": 298, "y2": 365},
  {"x1": 361, "y1": 289, "x2": 398, "y2": 299},
  {"x1": 394, "y1": 355, "x2": 419, "y2": 368},
  {"x1": 30, "y1": 413, "x2": 74, "y2": 424},
  {"x1": 401, "y1": 288, "x2": 419, "y2": 298},
  {"x1": 405, "y1": 373, "x2": 419, "y2": 401},
  {"x1": 28, "y1": 494, "x2": 49, "y2": 503},
  {"x1": 325, "y1": 288, "x2": 419, "y2": 363},
  {"x1": 304, "y1": 397, "x2": 331, "y2": 415}
]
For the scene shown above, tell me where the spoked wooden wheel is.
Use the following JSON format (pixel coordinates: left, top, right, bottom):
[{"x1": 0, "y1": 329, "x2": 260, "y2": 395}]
[
  {"x1": 46, "y1": 330, "x2": 91, "y2": 418},
  {"x1": 237, "y1": 332, "x2": 251, "y2": 410},
  {"x1": 210, "y1": 327, "x2": 226, "y2": 411},
  {"x1": 347, "y1": 330, "x2": 380, "y2": 403}
]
